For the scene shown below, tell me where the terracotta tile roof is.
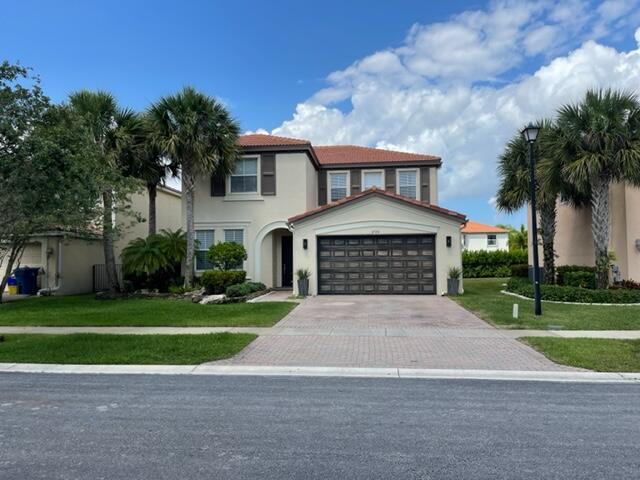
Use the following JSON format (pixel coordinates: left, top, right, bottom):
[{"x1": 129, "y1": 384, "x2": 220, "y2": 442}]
[
  {"x1": 461, "y1": 221, "x2": 509, "y2": 234},
  {"x1": 288, "y1": 187, "x2": 466, "y2": 224},
  {"x1": 237, "y1": 134, "x2": 310, "y2": 147},
  {"x1": 237, "y1": 134, "x2": 440, "y2": 166},
  {"x1": 314, "y1": 145, "x2": 440, "y2": 165}
]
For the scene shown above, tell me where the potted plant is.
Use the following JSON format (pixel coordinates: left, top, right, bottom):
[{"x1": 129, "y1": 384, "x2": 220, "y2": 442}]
[
  {"x1": 447, "y1": 266, "x2": 461, "y2": 296},
  {"x1": 296, "y1": 268, "x2": 311, "y2": 297}
]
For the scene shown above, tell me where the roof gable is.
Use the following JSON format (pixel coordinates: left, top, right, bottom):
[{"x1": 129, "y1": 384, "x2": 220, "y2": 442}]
[{"x1": 288, "y1": 187, "x2": 466, "y2": 224}]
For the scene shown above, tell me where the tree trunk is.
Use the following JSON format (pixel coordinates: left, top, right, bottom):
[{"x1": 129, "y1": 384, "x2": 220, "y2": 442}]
[
  {"x1": 102, "y1": 190, "x2": 120, "y2": 293},
  {"x1": 183, "y1": 170, "x2": 195, "y2": 288},
  {"x1": 0, "y1": 240, "x2": 26, "y2": 304},
  {"x1": 147, "y1": 184, "x2": 157, "y2": 236},
  {"x1": 538, "y1": 200, "x2": 557, "y2": 284},
  {"x1": 590, "y1": 175, "x2": 610, "y2": 289}
]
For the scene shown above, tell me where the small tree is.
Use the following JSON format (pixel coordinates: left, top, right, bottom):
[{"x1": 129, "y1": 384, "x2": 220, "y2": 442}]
[
  {"x1": 0, "y1": 63, "x2": 102, "y2": 300},
  {"x1": 207, "y1": 242, "x2": 247, "y2": 271}
]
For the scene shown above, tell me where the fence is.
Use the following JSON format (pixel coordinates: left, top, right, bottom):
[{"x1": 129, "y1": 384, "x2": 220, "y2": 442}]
[{"x1": 92, "y1": 264, "x2": 124, "y2": 292}]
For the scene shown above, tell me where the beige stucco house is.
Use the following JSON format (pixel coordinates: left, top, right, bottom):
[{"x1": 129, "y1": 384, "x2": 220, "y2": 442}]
[
  {"x1": 2, "y1": 186, "x2": 182, "y2": 295},
  {"x1": 192, "y1": 134, "x2": 466, "y2": 295},
  {"x1": 528, "y1": 182, "x2": 640, "y2": 281}
]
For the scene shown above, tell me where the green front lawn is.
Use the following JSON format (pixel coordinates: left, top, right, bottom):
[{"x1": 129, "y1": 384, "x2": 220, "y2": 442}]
[
  {"x1": 0, "y1": 333, "x2": 256, "y2": 364},
  {"x1": 523, "y1": 337, "x2": 640, "y2": 372},
  {"x1": 454, "y1": 278, "x2": 640, "y2": 330},
  {"x1": 0, "y1": 295, "x2": 295, "y2": 327}
]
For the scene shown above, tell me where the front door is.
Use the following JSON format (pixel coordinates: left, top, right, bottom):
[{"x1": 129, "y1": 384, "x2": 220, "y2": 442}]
[{"x1": 281, "y1": 235, "x2": 293, "y2": 287}]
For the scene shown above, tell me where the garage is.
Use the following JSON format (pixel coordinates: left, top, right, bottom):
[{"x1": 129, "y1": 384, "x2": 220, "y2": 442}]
[{"x1": 317, "y1": 234, "x2": 436, "y2": 294}]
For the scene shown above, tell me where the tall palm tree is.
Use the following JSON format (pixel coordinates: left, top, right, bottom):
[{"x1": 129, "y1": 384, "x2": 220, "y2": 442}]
[
  {"x1": 121, "y1": 114, "x2": 176, "y2": 235},
  {"x1": 496, "y1": 119, "x2": 586, "y2": 283},
  {"x1": 147, "y1": 87, "x2": 240, "y2": 287},
  {"x1": 552, "y1": 89, "x2": 640, "y2": 288},
  {"x1": 70, "y1": 91, "x2": 142, "y2": 292}
]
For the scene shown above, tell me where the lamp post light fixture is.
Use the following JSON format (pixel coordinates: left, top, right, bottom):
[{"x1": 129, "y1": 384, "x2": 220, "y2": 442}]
[{"x1": 521, "y1": 122, "x2": 542, "y2": 316}]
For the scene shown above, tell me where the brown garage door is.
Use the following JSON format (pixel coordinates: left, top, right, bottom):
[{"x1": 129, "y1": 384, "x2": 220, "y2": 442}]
[{"x1": 317, "y1": 235, "x2": 436, "y2": 294}]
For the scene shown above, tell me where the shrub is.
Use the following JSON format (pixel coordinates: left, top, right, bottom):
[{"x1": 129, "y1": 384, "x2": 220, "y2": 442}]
[
  {"x1": 207, "y1": 242, "x2": 247, "y2": 270},
  {"x1": 510, "y1": 263, "x2": 529, "y2": 278},
  {"x1": 506, "y1": 278, "x2": 640, "y2": 304},
  {"x1": 563, "y1": 271, "x2": 596, "y2": 289},
  {"x1": 556, "y1": 265, "x2": 596, "y2": 286},
  {"x1": 462, "y1": 250, "x2": 527, "y2": 278},
  {"x1": 226, "y1": 282, "x2": 267, "y2": 298},
  {"x1": 612, "y1": 279, "x2": 640, "y2": 290},
  {"x1": 201, "y1": 270, "x2": 246, "y2": 294},
  {"x1": 120, "y1": 229, "x2": 187, "y2": 292}
]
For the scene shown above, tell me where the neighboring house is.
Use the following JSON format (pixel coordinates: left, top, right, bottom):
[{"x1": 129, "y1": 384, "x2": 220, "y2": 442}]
[
  {"x1": 192, "y1": 134, "x2": 466, "y2": 295},
  {"x1": 529, "y1": 182, "x2": 640, "y2": 281},
  {"x1": 461, "y1": 221, "x2": 509, "y2": 251},
  {"x1": 1, "y1": 186, "x2": 182, "y2": 295}
]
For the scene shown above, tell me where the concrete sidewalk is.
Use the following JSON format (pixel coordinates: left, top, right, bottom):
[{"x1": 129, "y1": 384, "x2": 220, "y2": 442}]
[
  {"x1": 1, "y1": 363, "x2": 639, "y2": 383},
  {"x1": 1, "y1": 325, "x2": 639, "y2": 339}
]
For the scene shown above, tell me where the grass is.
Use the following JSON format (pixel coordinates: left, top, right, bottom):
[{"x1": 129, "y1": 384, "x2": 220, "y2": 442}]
[
  {"x1": 453, "y1": 278, "x2": 640, "y2": 330},
  {"x1": 0, "y1": 295, "x2": 296, "y2": 327},
  {"x1": 0, "y1": 333, "x2": 256, "y2": 364},
  {"x1": 523, "y1": 337, "x2": 640, "y2": 372}
]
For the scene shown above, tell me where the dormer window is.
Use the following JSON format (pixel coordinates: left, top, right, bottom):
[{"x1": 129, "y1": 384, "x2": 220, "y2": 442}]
[
  {"x1": 362, "y1": 170, "x2": 384, "y2": 190},
  {"x1": 328, "y1": 171, "x2": 349, "y2": 202},
  {"x1": 397, "y1": 169, "x2": 418, "y2": 200}
]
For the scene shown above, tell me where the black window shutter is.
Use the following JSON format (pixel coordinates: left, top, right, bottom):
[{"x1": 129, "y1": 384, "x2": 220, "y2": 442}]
[
  {"x1": 385, "y1": 168, "x2": 396, "y2": 193},
  {"x1": 261, "y1": 153, "x2": 276, "y2": 195},
  {"x1": 318, "y1": 170, "x2": 327, "y2": 205},
  {"x1": 211, "y1": 173, "x2": 225, "y2": 196},
  {"x1": 420, "y1": 167, "x2": 430, "y2": 202},
  {"x1": 350, "y1": 169, "x2": 361, "y2": 195}
]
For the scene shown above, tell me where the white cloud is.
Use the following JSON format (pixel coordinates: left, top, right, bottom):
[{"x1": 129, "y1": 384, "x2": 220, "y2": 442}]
[{"x1": 269, "y1": 1, "x2": 640, "y2": 206}]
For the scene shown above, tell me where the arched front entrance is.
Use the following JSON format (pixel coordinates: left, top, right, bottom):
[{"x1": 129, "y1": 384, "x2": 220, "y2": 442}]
[{"x1": 253, "y1": 222, "x2": 293, "y2": 289}]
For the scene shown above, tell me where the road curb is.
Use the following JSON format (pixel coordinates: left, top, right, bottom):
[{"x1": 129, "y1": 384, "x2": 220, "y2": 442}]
[{"x1": 0, "y1": 363, "x2": 638, "y2": 383}]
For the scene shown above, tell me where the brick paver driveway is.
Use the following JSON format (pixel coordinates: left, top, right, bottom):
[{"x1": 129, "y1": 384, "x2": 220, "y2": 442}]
[{"x1": 216, "y1": 295, "x2": 572, "y2": 371}]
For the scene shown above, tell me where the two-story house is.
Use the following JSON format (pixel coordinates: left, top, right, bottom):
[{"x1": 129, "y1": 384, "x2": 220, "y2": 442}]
[
  {"x1": 461, "y1": 221, "x2": 509, "y2": 252},
  {"x1": 192, "y1": 134, "x2": 466, "y2": 295}
]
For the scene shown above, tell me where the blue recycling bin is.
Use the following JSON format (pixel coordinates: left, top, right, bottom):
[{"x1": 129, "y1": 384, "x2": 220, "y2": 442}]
[{"x1": 13, "y1": 267, "x2": 40, "y2": 295}]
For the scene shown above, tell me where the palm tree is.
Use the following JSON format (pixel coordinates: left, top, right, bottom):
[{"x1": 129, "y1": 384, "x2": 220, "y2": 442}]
[
  {"x1": 497, "y1": 224, "x2": 528, "y2": 251},
  {"x1": 121, "y1": 114, "x2": 176, "y2": 235},
  {"x1": 552, "y1": 89, "x2": 640, "y2": 288},
  {"x1": 70, "y1": 91, "x2": 142, "y2": 292},
  {"x1": 496, "y1": 120, "x2": 559, "y2": 283},
  {"x1": 147, "y1": 87, "x2": 240, "y2": 287}
]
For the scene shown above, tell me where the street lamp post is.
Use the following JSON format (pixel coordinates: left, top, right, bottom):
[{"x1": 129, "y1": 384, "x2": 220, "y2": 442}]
[{"x1": 522, "y1": 122, "x2": 542, "y2": 316}]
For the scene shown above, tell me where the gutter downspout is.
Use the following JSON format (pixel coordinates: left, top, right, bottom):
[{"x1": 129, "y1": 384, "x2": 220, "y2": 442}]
[{"x1": 38, "y1": 239, "x2": 62, "y2": 296}]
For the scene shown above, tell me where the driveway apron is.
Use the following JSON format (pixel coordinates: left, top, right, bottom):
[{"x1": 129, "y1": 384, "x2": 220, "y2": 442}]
[{"x1": 213, "y1": 295, "x2": 574, "y2": 371}]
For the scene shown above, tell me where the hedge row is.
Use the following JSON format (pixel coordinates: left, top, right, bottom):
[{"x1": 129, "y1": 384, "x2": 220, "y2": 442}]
[
  {"x1": 226, "y1": 282, "x2": 267, "y2": 298},
  {"x1": 462, "y1": 250, "x2": 528, "y2": 278},
  {"x1": 506, "y1": 278, "x2": 640, "y2": 304}
]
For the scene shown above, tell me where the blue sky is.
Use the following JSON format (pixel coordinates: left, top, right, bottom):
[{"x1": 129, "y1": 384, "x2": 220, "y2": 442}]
[{"x1": 3, "y1": 0, "x2": 640, "y2": 226}]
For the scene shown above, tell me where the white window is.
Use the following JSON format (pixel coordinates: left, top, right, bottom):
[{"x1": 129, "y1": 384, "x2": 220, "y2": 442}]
[
  {"x1": 397, "y1": 169, "x2": 418, "y2": 199},
  {"x1": 230, "y1": 157, "x2": 258, "y2": 193},
  {"x1": 487, "y1": 234, "x2": 497, "y2": 247},
  {"x1": 195, "y1": 229, "x2": 215, "y2": 270},
  {"x1": 328, "y1": 171, "x2": 349, "y2": 202},
  {"x1": 224, "y1": 229, "x2": 244, "y2": 245},
  {"x1": 362, "y1": 170, "x2": 384, "y2": 190}
]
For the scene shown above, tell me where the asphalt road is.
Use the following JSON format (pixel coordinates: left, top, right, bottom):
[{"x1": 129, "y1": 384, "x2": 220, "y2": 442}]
[{"x1": 1, "y1": 373, "x2": 639, "y2": 479}]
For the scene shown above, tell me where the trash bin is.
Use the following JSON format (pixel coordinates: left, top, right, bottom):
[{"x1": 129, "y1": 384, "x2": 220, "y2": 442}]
[
  {"x1": 7, "y1": 276, "x2": 17, "y2": 295},
  {"x1": 13, "y1": 267, "x2": 40, "y2": 295}
]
